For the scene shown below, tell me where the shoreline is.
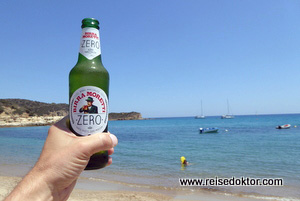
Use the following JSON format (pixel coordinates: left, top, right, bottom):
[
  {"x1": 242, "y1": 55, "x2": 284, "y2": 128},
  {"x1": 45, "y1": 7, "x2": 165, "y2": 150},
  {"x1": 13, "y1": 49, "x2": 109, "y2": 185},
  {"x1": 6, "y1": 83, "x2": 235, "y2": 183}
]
[
  {"x1": 0, "y1": 116, "x2": 64, "y2": 128},
  {"x1": 0, "y1": 160, "x2": 298, "y2": 201},
  {"x1": 0, "y1": 175, "x2": 276, "y2": 201},
  {"x1": 77, "y1": 176, "x2": 300, "y2": 201}
]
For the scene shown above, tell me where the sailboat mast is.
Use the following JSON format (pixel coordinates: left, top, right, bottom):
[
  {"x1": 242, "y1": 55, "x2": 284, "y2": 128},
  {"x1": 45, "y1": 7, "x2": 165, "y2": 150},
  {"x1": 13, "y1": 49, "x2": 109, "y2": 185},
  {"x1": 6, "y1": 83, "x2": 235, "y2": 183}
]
[
  {"x1": 227, "y1": 99, "x2": 230, "y2": 115},
  {"x1": 201, "y1": 100, "x2": 203, "y2": 116}
]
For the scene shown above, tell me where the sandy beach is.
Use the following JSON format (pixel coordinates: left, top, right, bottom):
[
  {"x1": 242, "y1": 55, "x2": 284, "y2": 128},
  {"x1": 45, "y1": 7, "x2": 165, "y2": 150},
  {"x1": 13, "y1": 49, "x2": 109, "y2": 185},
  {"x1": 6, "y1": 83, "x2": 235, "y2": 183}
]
[
  {"x1": 0, "y1": 116, "x2": 64, "y2": 128},
  {"x1": 0, "y1": 175, "x2": 272, "y2": 201}
]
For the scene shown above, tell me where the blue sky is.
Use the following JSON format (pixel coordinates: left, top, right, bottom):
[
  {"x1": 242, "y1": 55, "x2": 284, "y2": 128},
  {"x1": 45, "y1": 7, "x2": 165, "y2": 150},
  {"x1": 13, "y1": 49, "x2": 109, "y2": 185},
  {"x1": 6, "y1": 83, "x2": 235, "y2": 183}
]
[{"x1": 1, "y1": 0, "x2": 300, "y2": 117}]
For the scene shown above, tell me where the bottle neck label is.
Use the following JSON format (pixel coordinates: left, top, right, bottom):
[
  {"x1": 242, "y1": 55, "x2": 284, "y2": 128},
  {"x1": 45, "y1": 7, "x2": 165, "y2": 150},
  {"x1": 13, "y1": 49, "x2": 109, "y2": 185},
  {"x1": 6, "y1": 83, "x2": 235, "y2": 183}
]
[
  {"x1": 69, "y1": 86, "x2": 108, "y2": 135},
  {"x1": 79, "y1": 27, "x2": 101, "y2": 60}
]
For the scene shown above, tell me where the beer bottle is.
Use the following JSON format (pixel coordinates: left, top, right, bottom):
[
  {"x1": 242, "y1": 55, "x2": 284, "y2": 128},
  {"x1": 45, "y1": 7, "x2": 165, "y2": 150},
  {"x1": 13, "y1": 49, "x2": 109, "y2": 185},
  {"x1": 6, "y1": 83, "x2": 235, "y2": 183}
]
[{"x1": 69, "y1": 18, "x2": 109, "y2": 170}]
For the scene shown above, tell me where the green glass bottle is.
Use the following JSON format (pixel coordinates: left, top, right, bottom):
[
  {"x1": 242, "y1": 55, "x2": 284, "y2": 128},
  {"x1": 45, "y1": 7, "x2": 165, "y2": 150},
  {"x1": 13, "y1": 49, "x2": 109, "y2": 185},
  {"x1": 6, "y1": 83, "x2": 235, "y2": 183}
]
[{"x1": 69, "y1": 18, "x2": 109, "y2": 170}]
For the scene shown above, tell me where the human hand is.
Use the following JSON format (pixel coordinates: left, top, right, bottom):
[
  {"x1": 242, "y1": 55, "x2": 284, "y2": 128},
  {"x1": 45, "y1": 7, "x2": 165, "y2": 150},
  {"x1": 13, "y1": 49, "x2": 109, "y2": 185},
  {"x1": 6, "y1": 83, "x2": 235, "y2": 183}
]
[{"x1": 5, "y1": 116, "x2": 118, "y2": 201}]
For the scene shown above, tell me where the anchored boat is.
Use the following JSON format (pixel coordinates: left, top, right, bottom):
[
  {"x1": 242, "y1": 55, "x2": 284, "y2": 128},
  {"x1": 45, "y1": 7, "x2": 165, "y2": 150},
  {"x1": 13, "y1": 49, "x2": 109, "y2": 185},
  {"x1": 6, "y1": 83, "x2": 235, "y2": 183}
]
[
  {"x1": 276, "y1": 124, "x2": 291, "y2": 129},
  {"x1": 199, "y1": 127, "x2": 219, "y2": 133},
  {"x1": 221, "y1": 99, "x2": 234, "y2": 119}
]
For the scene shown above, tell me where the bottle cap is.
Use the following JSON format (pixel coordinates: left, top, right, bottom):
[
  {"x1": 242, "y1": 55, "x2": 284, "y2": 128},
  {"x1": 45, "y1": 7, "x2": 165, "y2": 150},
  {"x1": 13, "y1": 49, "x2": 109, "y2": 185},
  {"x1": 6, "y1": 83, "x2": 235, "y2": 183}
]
[{"x1": 82, "y1": 18, "x2": 99, "y2": 29}]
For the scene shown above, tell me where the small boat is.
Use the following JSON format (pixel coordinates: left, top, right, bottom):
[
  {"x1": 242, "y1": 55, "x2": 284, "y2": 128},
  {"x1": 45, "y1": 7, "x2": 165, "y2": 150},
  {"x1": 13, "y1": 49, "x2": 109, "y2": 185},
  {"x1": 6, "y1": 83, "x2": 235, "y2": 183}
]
[
  {"x1": 276, "y1": 124, "x2": 291, "y2": 129},
  {"x1": 221, "y1": 115, "x2": 234, "y2": 119},
  {"x1": 199, "y1": 127, "x2": 219, "y2": 133}
]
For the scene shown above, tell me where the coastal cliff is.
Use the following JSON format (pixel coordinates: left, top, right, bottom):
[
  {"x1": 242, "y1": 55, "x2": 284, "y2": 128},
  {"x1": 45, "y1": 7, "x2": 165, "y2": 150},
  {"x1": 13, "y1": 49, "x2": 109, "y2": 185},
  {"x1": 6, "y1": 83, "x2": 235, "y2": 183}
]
[{"x1": 0, "y1": 99, "x2": 143, "y2": 127}]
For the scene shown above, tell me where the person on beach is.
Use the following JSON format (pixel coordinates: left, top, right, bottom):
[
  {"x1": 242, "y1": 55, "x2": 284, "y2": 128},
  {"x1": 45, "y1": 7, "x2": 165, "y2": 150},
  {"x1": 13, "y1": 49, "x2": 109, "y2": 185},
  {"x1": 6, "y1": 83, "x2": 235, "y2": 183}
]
[{"x1": 4, "y1": 116, "x2": 118, "y2": 201}]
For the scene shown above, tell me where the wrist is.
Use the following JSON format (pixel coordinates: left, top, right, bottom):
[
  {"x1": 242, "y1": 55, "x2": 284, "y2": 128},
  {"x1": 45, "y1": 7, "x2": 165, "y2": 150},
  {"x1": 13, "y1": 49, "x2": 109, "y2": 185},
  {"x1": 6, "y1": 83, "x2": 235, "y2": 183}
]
[{"x1": 5, "y1": 166, "x2": 53, "y2": 201}]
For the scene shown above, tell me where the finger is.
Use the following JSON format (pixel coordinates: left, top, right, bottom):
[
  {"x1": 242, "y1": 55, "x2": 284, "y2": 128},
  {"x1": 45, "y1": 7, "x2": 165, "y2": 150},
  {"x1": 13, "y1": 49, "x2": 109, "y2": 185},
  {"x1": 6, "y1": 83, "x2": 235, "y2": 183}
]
[
  {"x1": 106, "y1": 157, "x2": 113, "y2": 167},
  {"x1": 81, "y1": 133, "x2": 118, "y2": 156},
  {"x1": 107, "y1": 148, "x2": 114, "y2": 155}
]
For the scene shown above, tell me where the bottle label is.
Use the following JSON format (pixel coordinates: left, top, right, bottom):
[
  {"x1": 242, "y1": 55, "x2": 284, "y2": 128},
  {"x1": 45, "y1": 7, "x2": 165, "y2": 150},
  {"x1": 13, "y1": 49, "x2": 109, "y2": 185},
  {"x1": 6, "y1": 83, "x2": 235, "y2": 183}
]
[
  {"x1": 79, "y1": 27, "x2": 101, "y2": 60},
  {"x1": 69, "y1": 86, "x2": 108, "y2": 135}
]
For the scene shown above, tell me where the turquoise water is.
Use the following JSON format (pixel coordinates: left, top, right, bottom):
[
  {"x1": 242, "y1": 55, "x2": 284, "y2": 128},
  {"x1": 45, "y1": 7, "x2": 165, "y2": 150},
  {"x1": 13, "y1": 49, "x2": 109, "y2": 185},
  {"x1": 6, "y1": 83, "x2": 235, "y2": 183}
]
[{"x1": 0, "y1": 114, "x2": 300, "y2": 199}]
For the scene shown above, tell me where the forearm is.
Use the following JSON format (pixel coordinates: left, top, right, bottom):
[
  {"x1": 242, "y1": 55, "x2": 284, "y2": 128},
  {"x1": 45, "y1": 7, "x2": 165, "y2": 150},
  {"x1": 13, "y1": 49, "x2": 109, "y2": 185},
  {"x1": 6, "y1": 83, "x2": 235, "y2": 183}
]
[{"x1": 5, "y1": 166, "x2": 53, "y2": 201}]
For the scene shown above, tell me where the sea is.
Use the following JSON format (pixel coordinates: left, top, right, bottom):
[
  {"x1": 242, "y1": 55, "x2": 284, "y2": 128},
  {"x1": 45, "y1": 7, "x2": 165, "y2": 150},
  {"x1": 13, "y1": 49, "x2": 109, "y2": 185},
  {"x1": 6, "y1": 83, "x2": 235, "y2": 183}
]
[{"x1": 0, "y1": 114, "x2": 300, "y2": 200}]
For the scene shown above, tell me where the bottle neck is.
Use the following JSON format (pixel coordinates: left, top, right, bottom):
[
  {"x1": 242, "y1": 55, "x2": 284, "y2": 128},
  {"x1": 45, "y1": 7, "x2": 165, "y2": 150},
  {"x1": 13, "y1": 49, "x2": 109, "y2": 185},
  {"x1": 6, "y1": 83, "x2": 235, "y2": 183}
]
[
  {"x1": 77, "y1": 53, "x2": 103, "y2": 64},
  {"x1": 78, "y1": 27, "x2": 101, "y2": 61}
]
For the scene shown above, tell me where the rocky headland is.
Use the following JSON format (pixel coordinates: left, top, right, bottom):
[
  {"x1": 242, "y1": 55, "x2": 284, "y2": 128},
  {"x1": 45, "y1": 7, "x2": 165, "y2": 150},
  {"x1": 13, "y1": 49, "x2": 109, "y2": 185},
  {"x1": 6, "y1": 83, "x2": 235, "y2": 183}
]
[
  {"x1": 0, "y1": 99, "x2": 143, "y2": 127},
  {"x1": 109, "y1": 112, "x2": 143, "y2": 120}
]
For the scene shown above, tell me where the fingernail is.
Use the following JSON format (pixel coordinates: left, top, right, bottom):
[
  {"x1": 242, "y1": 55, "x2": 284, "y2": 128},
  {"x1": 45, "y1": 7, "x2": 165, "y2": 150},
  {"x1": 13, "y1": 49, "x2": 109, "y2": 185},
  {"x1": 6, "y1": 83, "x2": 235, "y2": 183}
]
[{"x1": 109, "y1": 134, "x2": 118, "y2": 147}]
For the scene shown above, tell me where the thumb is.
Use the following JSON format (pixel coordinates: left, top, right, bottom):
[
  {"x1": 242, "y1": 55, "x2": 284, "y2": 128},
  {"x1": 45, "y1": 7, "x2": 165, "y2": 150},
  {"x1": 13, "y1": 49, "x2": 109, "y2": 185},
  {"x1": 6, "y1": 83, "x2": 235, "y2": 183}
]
[{"x1": 79, "y1": 133, "x2": 118, "y2": 156}]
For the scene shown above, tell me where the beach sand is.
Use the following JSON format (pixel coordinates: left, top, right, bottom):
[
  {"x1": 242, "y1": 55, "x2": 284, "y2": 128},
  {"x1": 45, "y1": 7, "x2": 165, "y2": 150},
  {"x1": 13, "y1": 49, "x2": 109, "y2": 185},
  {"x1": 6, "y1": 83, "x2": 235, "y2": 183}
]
[{"x1": 0, "y1": 176, "x2": 272, "y2": 201}]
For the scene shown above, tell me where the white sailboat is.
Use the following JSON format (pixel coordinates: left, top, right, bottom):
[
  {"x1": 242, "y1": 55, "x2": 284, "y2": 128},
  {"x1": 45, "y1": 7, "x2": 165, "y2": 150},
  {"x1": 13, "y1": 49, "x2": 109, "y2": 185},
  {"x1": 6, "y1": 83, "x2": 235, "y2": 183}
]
[
  {"x1": 221, "y1": 99, "x2": 234, "y2": 119},
  {"x1": 195, "y1": 100, "x2": 205, "y2": 119}
]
